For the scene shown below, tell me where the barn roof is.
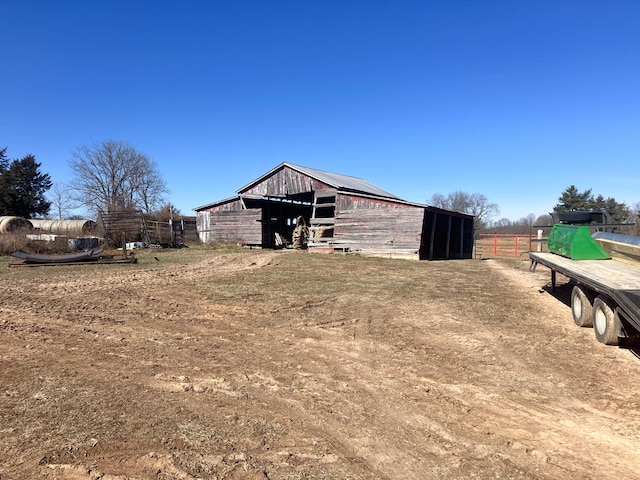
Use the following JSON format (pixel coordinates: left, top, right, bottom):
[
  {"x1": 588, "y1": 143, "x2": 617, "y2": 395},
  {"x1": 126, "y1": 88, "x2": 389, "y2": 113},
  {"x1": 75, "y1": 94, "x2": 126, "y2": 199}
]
[
  {"x1": 194, "y1": 162, "x2": 473, "y2": 219},
  {"x1": 237, "y1": 162, "x2": 401, "y2": 200}
]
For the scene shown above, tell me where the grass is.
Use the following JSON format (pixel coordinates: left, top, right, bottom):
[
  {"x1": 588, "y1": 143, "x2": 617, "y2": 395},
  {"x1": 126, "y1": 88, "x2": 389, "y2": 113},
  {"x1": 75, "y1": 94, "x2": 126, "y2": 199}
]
[
  {"x1": 0, "y1": 241, "x2": 248, "y2": 278},
  {"x1": 131, "y1": 241, "x2": 245, "y2": 265}
]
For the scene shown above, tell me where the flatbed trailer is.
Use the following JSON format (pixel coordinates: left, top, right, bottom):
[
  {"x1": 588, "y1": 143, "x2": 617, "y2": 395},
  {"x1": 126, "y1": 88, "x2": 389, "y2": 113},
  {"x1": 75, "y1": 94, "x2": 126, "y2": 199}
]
[{"x1": 529, "y1": 251, "x2": 640, "y2": 345}]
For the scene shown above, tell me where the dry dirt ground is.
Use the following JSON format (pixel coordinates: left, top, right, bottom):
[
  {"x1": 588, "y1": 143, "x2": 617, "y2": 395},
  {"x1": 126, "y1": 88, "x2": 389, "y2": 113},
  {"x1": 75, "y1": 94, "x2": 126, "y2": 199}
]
[{"x1": 1, "y1": 246, "x2": 640, "y2": 480}]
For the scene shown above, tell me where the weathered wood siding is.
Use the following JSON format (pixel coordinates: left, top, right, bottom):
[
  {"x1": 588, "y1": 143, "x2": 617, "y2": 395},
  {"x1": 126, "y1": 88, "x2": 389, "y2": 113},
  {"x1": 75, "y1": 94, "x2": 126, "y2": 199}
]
[
  {"x1": 200, "y1": 198, "x2": 244, "y2": 213},
  {"x1": 332, "y1": 195, "x2": 423, "y2": 255},
  {"x1": 194, "y1": 165, "x2": 474, "y2": 258},
  {"x1": 241, "y1": 167, "x2": 330, "y2": 197},
  {"x1": 197, "y1": 209, "x2": 262, "y2": 245}
]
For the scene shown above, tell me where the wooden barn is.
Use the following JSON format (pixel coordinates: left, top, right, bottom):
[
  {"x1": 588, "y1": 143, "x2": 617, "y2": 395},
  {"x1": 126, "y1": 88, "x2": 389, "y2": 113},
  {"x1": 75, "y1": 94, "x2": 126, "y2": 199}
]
[{"x1": 194, "y1": 163, "x2": 474, "y2": 260}]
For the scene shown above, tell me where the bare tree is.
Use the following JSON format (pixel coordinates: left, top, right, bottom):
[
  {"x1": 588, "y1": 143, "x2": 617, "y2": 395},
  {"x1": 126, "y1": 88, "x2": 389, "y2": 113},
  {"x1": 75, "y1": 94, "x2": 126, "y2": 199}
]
[
  {"x1": 69, "y1": 140, "x2": 168, "y2": 215},
  {"x1": 522, "y1": 213, "x2": 537, "y2": 226},
  {"x1": 630, "y1": 202, "x2": 640, "y2": 229},
  {"x1": 48, "y1": 182, "x2": 77, "y2": 220},
  {"x1": 151, "y1": 202, "x2": 183, "y2": 222},
  {"x1": 428, "y1": 191, "x2": 499, "y2": 231},
  {"x1": 137, "y1": 166, "x2": 168, "y2": 214},
  {"x1": 482, "y1": 214, "x2": 542, "y2": 234},
  {"x1": 492, "y1": 218, "x2": 513, "y2": 230}
]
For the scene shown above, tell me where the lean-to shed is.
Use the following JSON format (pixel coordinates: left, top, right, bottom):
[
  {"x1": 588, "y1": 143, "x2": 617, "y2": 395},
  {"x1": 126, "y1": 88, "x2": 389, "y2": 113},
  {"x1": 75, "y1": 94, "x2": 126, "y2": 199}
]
[{"x1": 194, "y1": 163, "x2": 474, "y2": 260}]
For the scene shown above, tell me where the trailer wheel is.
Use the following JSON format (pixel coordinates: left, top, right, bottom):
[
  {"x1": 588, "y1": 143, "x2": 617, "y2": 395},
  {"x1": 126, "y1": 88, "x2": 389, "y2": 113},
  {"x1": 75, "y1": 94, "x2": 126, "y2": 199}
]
[
  {"x1": 593, "y1": 296, "x2": 621, "y2": 346},
  {"x1": 571, "y1": 285, "x2": 594, "y2": 327}
]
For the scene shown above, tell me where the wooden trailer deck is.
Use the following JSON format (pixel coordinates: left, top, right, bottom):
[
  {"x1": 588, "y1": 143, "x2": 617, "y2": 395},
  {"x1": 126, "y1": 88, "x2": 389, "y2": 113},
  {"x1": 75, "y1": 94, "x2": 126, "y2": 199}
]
[
  {"x1": 530, "y1": 252, "x2": 640, "y2": 292},
  {"x1": 530, "y1": 251, "x2": 640, "y2": 330}
]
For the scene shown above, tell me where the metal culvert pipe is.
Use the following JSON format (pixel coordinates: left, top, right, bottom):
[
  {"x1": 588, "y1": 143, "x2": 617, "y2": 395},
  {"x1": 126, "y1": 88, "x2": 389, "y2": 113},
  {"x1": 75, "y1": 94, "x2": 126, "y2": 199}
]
[
  {"x1": 592, "y1": 231, "x2": 640, "y2": 247},
  {"x1": 0, "y1": 216, "x2": 33, "y2": 233},
  {"x1": 29, "y1": 219, "x2": 97, "y2": 236}
]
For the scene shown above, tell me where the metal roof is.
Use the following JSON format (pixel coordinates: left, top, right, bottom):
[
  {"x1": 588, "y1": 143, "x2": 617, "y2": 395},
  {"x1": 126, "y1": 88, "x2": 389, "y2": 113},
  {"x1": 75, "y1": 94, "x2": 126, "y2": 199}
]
[
  {"x1": 237, "y1": 162, "x2": 401, "y2": 200},
  {"x1": 194, "y1": 162, "x2": 473, "y2": 218}
]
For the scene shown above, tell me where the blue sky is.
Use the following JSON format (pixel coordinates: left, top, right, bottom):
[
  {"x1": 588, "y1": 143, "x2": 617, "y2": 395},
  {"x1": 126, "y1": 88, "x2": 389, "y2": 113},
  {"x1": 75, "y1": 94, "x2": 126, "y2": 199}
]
[{"x1": 2, "y1": 0, "x2": 639, "y2": 221}]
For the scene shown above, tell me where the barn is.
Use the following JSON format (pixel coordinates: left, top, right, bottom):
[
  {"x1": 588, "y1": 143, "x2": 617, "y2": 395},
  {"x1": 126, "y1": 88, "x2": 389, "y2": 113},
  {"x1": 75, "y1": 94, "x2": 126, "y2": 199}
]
[{"x1": 194, "y1": 163, "x2": 474, "y2": 260}]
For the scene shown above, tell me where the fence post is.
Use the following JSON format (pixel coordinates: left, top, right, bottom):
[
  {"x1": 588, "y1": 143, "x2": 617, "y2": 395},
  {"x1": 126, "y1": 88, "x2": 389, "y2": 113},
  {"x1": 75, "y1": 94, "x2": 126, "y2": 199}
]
[{"x1": 537, "y1": 229, "x2": 543, "y2": 252}]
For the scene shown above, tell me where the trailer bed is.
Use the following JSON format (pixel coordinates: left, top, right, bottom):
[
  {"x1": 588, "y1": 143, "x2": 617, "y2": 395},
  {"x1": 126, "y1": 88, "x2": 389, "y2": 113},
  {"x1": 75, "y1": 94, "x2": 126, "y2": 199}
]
[
  {"x1": 529, "y1": 251, "x2": 640, "y2": 330},
  {"x1": 530, "y1": 252, "x2": 640, "y2": 291}
]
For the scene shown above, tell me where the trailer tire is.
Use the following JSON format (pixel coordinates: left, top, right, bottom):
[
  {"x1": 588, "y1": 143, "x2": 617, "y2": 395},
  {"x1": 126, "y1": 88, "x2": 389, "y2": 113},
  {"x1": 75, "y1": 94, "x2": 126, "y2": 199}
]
[
  {"x1": 593, "y1": 296, "x2": 621, "y2": 346},
  {"x1": 571, "y1": 285, "x2": 594, "y2": 327}
]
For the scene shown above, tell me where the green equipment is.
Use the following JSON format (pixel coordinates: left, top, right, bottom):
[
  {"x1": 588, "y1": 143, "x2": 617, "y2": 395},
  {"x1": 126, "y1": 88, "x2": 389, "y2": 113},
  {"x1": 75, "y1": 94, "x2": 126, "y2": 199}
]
[{"x1": 547, "y1": 224, "x2": 610, "y2": 260}]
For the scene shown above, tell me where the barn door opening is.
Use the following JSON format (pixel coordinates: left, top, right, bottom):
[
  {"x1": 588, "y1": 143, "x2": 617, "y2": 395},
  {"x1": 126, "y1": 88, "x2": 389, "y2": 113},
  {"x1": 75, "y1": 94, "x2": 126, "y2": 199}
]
[
  {"x1": 420, "y1": 210, "x2": 474, "y2": 260},
  {"x1": 244, "y1": 195, "x2": 313, "y2": 248}
]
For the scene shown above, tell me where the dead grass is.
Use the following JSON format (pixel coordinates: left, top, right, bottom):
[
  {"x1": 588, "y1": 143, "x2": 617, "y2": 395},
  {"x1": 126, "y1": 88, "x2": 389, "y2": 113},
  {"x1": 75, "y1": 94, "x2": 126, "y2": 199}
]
[
  {"x1": 0, "y1": 231, "x2": 82, "y2": 256},
  {"x1": 2, "y1": 248, "x2": 640, "y2": 479},
  {"x1": 0, "y1": 231, "x2": 32, "y2": 255}
]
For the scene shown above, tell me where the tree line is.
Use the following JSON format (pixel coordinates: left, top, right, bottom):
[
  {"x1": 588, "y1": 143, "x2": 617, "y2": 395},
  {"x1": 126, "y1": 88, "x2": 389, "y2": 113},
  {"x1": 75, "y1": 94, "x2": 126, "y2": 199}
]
[
  {"x1": 0, "y1": 141, "x2": 171, "y2": 220},
  {"x1": 2, "y1": 140, "x2": 639, "y2": 234},
  {"x1": 554, "y1": 185, "x2": 632, "y2": 224},
  {"x1": 429, "y1": 186, "x2": 638, "y2": 235}
]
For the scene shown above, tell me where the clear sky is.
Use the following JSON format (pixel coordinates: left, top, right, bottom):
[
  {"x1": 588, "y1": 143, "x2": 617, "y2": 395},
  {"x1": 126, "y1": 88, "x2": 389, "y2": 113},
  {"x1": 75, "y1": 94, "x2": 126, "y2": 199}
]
[{"x1": 2, "y1": 0, "x2": 639, "y2": 221}]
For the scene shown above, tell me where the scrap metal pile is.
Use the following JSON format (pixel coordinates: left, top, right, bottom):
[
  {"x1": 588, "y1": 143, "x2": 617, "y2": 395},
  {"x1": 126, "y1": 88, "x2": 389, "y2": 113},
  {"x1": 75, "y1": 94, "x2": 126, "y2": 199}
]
[{"x1": 9, "y1": 248, "x2": 136, "y2": 267}]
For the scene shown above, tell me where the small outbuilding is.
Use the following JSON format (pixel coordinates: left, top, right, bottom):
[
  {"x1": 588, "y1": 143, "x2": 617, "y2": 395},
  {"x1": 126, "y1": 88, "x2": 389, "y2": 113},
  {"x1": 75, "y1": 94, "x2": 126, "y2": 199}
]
[{"x1": 194, "y1": 163, "x2": 474, "y2": 260}]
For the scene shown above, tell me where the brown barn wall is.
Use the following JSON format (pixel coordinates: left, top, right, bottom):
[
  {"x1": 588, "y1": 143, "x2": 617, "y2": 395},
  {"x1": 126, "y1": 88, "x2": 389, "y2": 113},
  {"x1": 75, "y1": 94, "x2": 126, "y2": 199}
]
[
  {"x1": 332, "y1": 195, "x2": 423, "y2": 255},
  {"x1": 241, "y1": 167, "x2": 330, "y2": 197},
  {"x1": 197, "y1": 209, "x2": 262, "y2": 244},
  {"x1": 200, "y1": 199, "x2": 244, "y2": 213}
]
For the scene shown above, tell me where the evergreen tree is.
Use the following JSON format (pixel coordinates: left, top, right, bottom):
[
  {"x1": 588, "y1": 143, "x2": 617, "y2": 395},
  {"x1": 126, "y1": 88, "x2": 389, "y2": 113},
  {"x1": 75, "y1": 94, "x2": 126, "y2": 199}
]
[
  {"x1": 0, "y1": 147, "x2": 10, "y2": 215},
  {"x1": 553, "y1": 185, "x2": 631, "y2": 224},
  {"x1": 591, "y1": 194, "x2": 631, "y2": 224},
  {"x1": 554, "y1": 185, "x2": 593, "y2": 211},
  {"x1": 0, "y1": 147, "x2": 8, "y2": 171},
  {"x1": 0, "y1": 152, "x2": 52, "y2": 218}
]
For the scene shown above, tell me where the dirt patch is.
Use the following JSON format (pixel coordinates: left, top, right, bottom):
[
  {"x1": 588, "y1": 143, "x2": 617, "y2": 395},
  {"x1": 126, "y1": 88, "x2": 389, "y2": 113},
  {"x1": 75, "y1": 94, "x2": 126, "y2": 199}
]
[{"x1": 1, "y1": 247, "x2": 640, "y2": 479}]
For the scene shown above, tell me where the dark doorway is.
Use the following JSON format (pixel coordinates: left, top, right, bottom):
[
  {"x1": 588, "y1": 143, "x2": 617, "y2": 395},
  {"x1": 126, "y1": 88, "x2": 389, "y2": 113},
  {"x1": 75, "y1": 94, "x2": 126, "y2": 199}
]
[
  {"x1": 420, "y1": 210, "x2": 474, "y2": 260},
  {"x1": 244, "y1": 194, "x2": 313, "y2": 248}
]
